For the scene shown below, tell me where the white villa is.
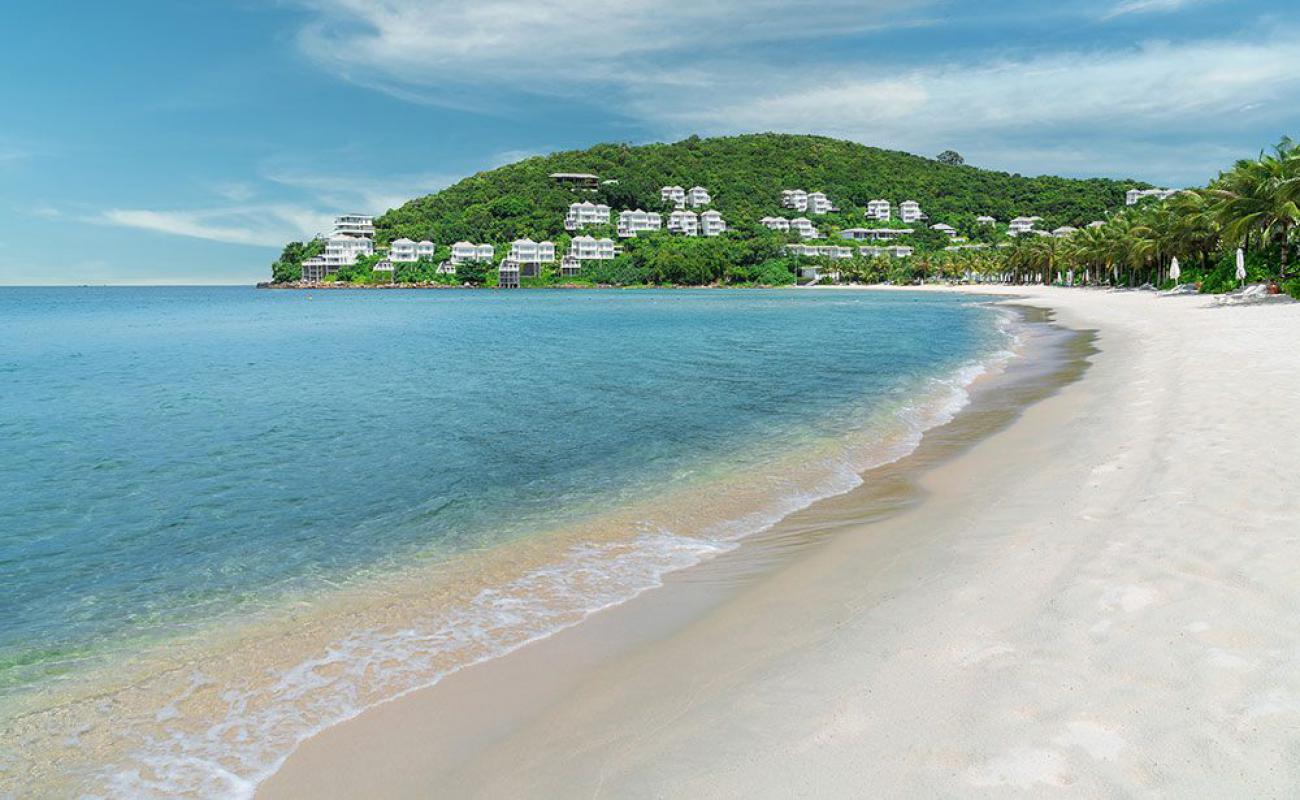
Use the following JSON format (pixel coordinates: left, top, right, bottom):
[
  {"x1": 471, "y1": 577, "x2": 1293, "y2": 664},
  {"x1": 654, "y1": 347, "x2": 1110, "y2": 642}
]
[
  {"x1": 1008, "y1": 216, "x2": 1042, "y2": 236},
  {"x1": 976, "y1": 215, "x2": 997, "y2": 225},
  {"x1": 565, "y1": 201, "x2": 611, "y2": 230},
  {"x1": 668, "y1": 210, "x2": 699, "y2": 236},
  {"x1": 1052, "y1": 226, "x2": 1078, "y2": 238},
  {"x1": 855, "y1": 228, "x2": 913, "y2": 241},
  {"x1": 1088, "y1": 220, "x2": 1106, "y2": 228},
  {"x1": 899, "y1": 201, "x2": 923, "y2": 224},
  {"x1": 451, "y1": 241, "x2": 495, "y2": 263},
  {"x1": 700, "y1": 210, "x2": 726, "y2": 237},
  {"x1": 807, "y1": 192, "x2": 835, "y2": 215},
  {"x1": 300, "y1": 215, "x2": 378, "y2": 281},
  {"x1": 784, "y1": 244, "x2": 853, "y2": 259},
  {"x1": 687, "y1": 186, "x2": 711, "y2": 207},
  {"x1": 389, "y1": 238, "x2": 435, "y2": 262},
  {"x1": 661, "y1": 186, "x2": 687, "y2": 208},
  {"x1": 944, "y1": 243, "x2": 989, "y2": 252},
  {"x1": 332, "y1": 214, "x2": 375, "y2": 238},
  {"x1": 930, "y1": 223, "x2": 958, "y2": 238},
  {"x1": 569, "y1": 236, "x2": 617, "y2": 260},
  {"x1": 859, "y1": 245, "x2": 914, "y2": 258},
  {"x1": 781, "y1": 190, "x2": 809, "y2": 212},
  {"x1": 866, "y1": 200, "x2": 892, "y2": 221},
  {"x1": 389, "y1": 238, "x2": 416, "y2": 262},
  {"x1": 760, "y1": 216, "x2": 791, "y2": 231},
  {"x1": 1126, "y1": 188, "x2": 1179, "y2": 205},
  {"x1": 509, "y1": 238, "x2": 556, "y2": 263},
  {"x1": 617, "y1": 209, "x2": 663, "y2": 238},
  {"x1": 790, "y1": 217, "x2": 819, "y2": 239},
  {"x1": 301, "y1": 233, "x2": 374, "y2": 282}
]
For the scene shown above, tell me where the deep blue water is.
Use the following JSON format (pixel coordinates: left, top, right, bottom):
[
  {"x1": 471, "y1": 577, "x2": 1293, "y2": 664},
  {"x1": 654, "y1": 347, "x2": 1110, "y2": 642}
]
[{"x1": 0, "y1": 287, "x2": 1000, "y2": 695}]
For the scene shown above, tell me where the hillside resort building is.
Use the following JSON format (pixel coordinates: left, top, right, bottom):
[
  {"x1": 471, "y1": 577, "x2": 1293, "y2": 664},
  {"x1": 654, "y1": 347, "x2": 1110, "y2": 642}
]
[
  {"x1": 839, "y1": 227, "x2": 913, "y2": 241},
  {"x1": 781, "y1": 190, "x2": 809, "y2": 212},
  {"x1": 1008, "y1": 216, "x2": 1043, "y2": 235},
  {"x1": 781, "y1": 190, "x2": 834, "y2": 215},
  {"x1": 508, "y1": 239, "x2": 556, "y2": 264},
  {"x1": 618, "y1": 209, "x2": 663, "y2": 238},
  {"x1": 668, "y1": 210, "x2": 700, "y2": 236},
  {"x1": 899, "y1": 201, "x2": 923, "y2": 223},
  {"x1": 301, "y1": 214, "x2": 375, "y2": 282},
  {"x1": 687, "y1": 186, "x2": 711, "y2": 207},
  {"x1": 565, "y1": 201, "x2": 612, "y2": 230},
  {"x1": 389, "y1": 238, "x2": 435, "y2": 262},
  {"x1": 569, "y1": 236, "x2": 617, "y2": 260},
  {"x1": 791, "y1": 218, "x2": 819, "y2": 239},
  {"x1": 866, "y1": 200, "x2": 892, "y2": 221},
  {"x1": 1126, "y1": 188, "x2": 1178, "y2": 205},
  {"x1": 784, "y1": 244, "x2": 854, "y2": 259},
  {"x1": 760, "y1": 216, "x2": 791, "y2": 231},
  {"x1": 451, "y1": 242, "x2": 495, "y2": 264},
  {"x1": 808, "y1": 192, "x2": 834, "y2": 215},
  {"x1": 661, "y1": 185, "x2": 687, "y2": 208},
  {"x1": 700, "y1": 210, "x2": 726, "y2": 237},
  {"x1": 859, "y1": 245, "x2": 915, "y2": 258}
]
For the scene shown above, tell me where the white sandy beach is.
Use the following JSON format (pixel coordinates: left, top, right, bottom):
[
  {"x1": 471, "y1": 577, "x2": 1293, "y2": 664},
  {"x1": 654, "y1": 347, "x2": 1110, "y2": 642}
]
[{"x1": 260, "y1": 286, "x2": 1300, "y2": 799}]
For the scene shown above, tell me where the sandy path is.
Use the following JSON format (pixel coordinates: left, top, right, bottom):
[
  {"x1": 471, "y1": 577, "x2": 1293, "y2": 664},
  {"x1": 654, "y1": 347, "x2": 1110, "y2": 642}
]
[{"x1": 261, "y1": 287, "x2": 1300, "y2": 798}]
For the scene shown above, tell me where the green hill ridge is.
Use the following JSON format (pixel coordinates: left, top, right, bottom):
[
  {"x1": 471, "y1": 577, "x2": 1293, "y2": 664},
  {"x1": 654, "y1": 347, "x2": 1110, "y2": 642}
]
[{"x1": 272, "y1": 133, "x2": 1146, "y2": 285}]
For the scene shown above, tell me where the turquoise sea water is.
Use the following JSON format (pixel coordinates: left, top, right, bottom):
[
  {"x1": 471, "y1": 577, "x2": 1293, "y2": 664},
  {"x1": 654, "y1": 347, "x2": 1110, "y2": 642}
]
[{"x1": 1, "y1": 287, "x2": 1009, "y2": 794}]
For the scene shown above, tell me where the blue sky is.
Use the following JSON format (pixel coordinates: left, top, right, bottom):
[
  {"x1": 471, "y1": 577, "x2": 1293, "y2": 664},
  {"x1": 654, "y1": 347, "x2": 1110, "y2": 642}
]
[{"x1": 1, "y1": 0, "x2": 1295, "y2": 284}]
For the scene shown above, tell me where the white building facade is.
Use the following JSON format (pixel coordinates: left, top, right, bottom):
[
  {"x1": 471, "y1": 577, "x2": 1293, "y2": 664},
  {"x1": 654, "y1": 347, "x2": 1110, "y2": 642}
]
[
  {"x1": 687, "y1": 186, "x2": 711, "y2": 207},
  {"x1": 661, "y1": 186, "x2": 686, "y2": 208},
  {"x1": 565, "y1": 201, "x2": 611, "y2": 230},
  {"x1": 700, "y1": 210, "x2": 726, "y2": 237},
  {"x1": 781, "y1": 190, "x2": 809, "y2": 212},
  {"x1": 807, "y1": 192, "x2": 834, "y2": 215},
  {"x1": 866, "y1": 200, "x2": 892, "y2": 221},
  {"x1": 451, "y1": 241, "x2": 495, "y2": 263},
  {"x1": 509, "y1": 239, "x2": 556, "y2": 263},
  {"x1": 790, "y1": 217, "x2": 819, "y2": 239},
  {"x1": 1008, "y1": 216, "x2": 1042, "y2": 236},
  {"x1": 667, "y1": 210, "x2": 699, "y2": 236},
  {"x1": 899, "y1": 201, "x2": 922, "y2": 223},
  {"x1": 1126, "y1": 188, "x2": 1178, "y2": 205},
  {"x1": 760, "y1": 216, "x2": 791, "y2": 231},
  {"x1": 569, "y1": 236, "x2": 616, "y2": 260},
  {"x1": 617, "y1": 209, "x2": 663, "y2": 238}
]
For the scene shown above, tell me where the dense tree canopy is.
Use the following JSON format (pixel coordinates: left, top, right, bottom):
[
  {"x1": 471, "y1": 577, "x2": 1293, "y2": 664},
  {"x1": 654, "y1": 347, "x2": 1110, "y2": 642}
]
[{"x1": 372, "y1": 134, "x2": 1136, "y2": 249}]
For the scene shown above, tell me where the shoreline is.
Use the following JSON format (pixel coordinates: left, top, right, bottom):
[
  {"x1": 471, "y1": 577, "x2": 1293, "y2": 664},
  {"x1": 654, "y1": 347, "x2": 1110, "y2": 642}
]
[
  {"x1": 3, "y1": 292, "x2": 1015, "y2": 798},
  {"x1": 257, "y1": 293, "x2": 1091, "y2": 798},
  {"x1": 261, "y1": 286, "x2": 1300, "y2": 798}
]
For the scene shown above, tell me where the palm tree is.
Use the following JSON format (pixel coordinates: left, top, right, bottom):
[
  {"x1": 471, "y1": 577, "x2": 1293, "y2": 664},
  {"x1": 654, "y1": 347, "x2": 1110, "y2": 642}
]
[{"x1": 1209, "y1": 139, "x2": 1300, "y2": 279}]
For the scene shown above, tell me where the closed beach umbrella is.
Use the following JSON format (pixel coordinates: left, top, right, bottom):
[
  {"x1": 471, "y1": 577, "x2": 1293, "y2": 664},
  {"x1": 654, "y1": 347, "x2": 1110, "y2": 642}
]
[
  {"x1": 1236, "y1": 248, "x2": 1247, "y2": 284},
  {"x1": 1169, "y1": 257, "x2": 1181, "y2": 283}
]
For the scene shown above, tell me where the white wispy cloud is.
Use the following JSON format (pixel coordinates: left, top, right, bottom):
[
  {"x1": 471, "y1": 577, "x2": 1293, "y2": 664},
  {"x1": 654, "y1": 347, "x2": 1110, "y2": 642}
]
[
  {"x1": 93, "y1": 205, "x2": 332, "y2": 248},
  {"x1": 292, "y1": 0, "x2": 937, "y2": 103},
  {"x1": 1103, "y1": 0, "x2": 1208, "y2": 20},
  {"x1": 654, "y1": 35, "x2": 1300, "y2": 138},
  {"x1": 287, "y1": 1, "x2": 1298, "y2": 184}
]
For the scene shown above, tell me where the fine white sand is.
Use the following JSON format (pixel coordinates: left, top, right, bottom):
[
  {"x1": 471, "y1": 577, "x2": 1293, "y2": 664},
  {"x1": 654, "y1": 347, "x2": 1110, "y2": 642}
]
[{"x1": 260, "y1": 286, "x2": 1300, "y2": 798}]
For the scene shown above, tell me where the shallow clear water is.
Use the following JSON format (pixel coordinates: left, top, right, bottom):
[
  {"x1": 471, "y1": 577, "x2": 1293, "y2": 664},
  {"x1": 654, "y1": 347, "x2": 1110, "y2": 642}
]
[
  {"x1": 0, "y1": 287, "x2": 1000, "y2": 694},
  {"x1": 1, "y1": 287, "x2": 1009, "y2": 794}
]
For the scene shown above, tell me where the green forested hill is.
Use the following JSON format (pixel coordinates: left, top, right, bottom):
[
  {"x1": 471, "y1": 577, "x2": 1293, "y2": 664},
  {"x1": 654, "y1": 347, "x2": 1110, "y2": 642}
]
[{"x1": 376, "y1": 133, "x2": 1140, "y2": 246}]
